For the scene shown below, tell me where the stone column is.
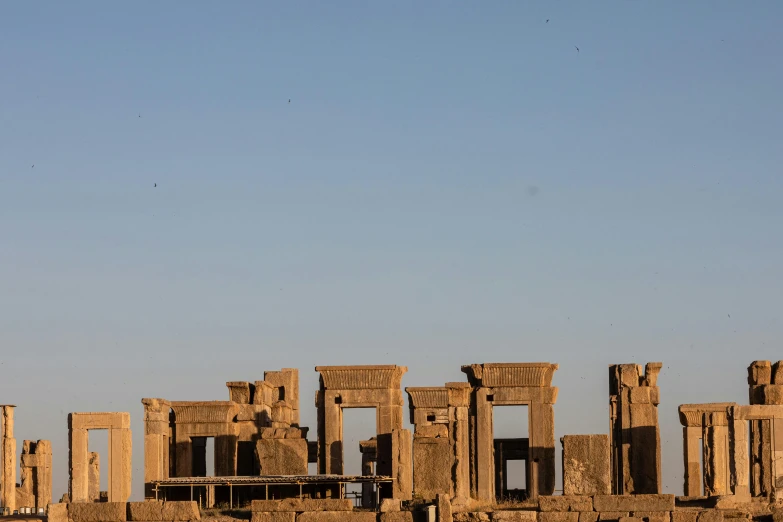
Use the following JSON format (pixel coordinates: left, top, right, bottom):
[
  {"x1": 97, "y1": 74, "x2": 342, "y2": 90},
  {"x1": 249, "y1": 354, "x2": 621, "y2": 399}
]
[
  {"x1": 447, "y1": 383, "x2": 471, "y2": 503},
  {"x1": 142, "y1": 399, "x2": 170, "y2": 498},
  {"x1": 1, "y1": 406, "x2": 16, "y2": 512},
  {"x1": 320, "y1": 390, "x2": 343, "y2": 475},
  {"x1": 728, "y1": 406, "x2": 749, "y2": 497},
  {"x1": 68, "y1": 417, "x2": 90, "y2": 503},
  {"x1": 34, "y1": 441, "x2": 52, "y2": 510},
  {"x1": 703, "y1": 412, "x2": 729, "y2": 496},
  {"x1": 474, "y1": 387, "x2": 494, "y2": 502},
  {"x1": 107, "y1": 427, "x2": 132, "y2": 502},
  {"x1": 530, "y1": 402, "x2": 556, "y2": 496},
  {"x1": 609, "y1": 363, "x2": 662, "y2": 494},
  {"x1": 683, "y1": 426, "x2": 702, "y2": 496}
]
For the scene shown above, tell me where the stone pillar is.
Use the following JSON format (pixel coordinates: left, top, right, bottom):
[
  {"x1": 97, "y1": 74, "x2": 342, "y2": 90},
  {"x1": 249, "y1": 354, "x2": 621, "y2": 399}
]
[
  {"x1": 142, "y1": 399, "x2": 170, "y2": 498},
  {"x1": 474, "y1": 387, "x2": 494, "y2": 502},
  {"x1": 1, "y1": 406, "x2": 16, "y2": 512},
  {"x1": 728, "y1": 406, "x2": 749, "y2": 498},
  {"x1": 683, "y1": 426, "x2": 702, "y2": 496},
  {"x1": 33, "y1": 440, "x2": 52, "y2": 510},
  {"x1": 392, "y1": 429, "x2": 412, "y2": 500},
  {"x1": 107, "y1": 427, "x2": 132, "y2": 502},
  {"x1": 609, "y1": 363, "x2": 662, "y2": 494},
  {"x1": 448, "y1": 383, "x2": 471, "y2": 503},
  {"x1": 703, "y1": 412, "x2": 729, "y2": 496},
  {"x1": 360, "y1": 440, "x2": 376, "y2": 509},
  {"x1": 530, "y1": 402, "x2": 556, "y2": 496},
  {"x1": 318, "y1": 390, "x2": 343, "y2": 475},
  {"x1": 88, "y1": 452, "x2": 100, "y2": 502},
  {"x1": 68, "y1": 418, "x2": 89, "y2": 503}
]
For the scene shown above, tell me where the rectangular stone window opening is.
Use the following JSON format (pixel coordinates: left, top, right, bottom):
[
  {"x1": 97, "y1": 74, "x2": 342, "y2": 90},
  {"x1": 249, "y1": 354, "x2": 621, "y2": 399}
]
[
  {"x1": 492, "y1": 405, "x2": 530, "y2": 501},
  {"x1": 191, "y1": 437, "x2": 216, "y2": 477}
]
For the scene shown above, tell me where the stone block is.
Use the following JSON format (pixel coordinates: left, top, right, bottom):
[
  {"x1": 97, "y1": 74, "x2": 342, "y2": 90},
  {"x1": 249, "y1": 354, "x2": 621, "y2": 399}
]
[
  {"x1": 381, "y1": 514, "x2": 413, "y2": 522},
  {"x1": 540, "y1": 513, "x2": 579, "y2": 522},
  {"x1": 256, "y1": 439, "x2": 308, "y2": 475},
  {"x1": 48, "y1": 503, "x2": 68, "y2": 522},
  {"x1": 593, "y1": 496, "x2": 675, "y2": 513},
  {"x1": 252, "y1": 499, "x2": 354, "y2": 512},
  {"x1": 380, "y1": 499, "x2": 401, "y2": 513},
  {"x1": 454, "y1": 514, "x2": 491, "y2": 522},
  {"x1": 128, "y1": 501, "x2": 164, "y2": 521},
  {"x1": 492, "y1": 512, "x2": 537, "y2": 522},
  {"x1": 539, "y1": 497, "x2": 593, "y2": 512},
  {"x1": 162, "y1": 501, "x2": 200, "y2": 521},
  {"x1": 413, "y1": 439, "x2": 453, "y2": 500},
  {"x1": 631, "y1": 512, "x2": 670, "y2": 522},
  {"x1": 252, "y1": 513, "x2": 297, "y2": 522},
  {"x1": 68, "y1": 502, "x2": 127, "y2": 522},
  {"x1": 597, "y1": 513, "x2": 630, "y2": 522},
  {"x1": 619, "y1": 519, "x2": 643, "y2": 522},
  {"x1": 561, "y1": 436, "x2": 611, "y2": 496},
  {"x1": 297, "y1": 513, "x2": 377, "y2": 522},
  {"x1": 417, "y1": 425, "x2": 449, "y2": 438},
  {"x1": 696, "y1": 512, "x2": 722, "y2": 522},
  {"x1": 579, "y1": 514, "x2": 599, "y2": 522},
  {"x1": 670, "y1": 513, "x2": 698, "y2": 522}
]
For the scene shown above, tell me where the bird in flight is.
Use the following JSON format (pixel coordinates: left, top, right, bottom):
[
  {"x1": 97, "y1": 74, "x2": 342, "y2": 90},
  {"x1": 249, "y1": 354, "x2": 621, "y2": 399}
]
[
  {"x1": 31, "y1": 164, "x2": 34, "y2": 168},
  {"x1": 288, "y1": 99, "x2": 291, "y2": 103},
  {"x1": 154, "y1": 183, "x2": 157, "y2": 188},
  {"x1": 138, "y1": 113, "x2": 141, "y2": 118},
  {"x1": 575, "y1": 46, "x2": 580, "y2": 53},
  {"x1": 546, "y1": 19, "x2": 549, "y2": 23}
]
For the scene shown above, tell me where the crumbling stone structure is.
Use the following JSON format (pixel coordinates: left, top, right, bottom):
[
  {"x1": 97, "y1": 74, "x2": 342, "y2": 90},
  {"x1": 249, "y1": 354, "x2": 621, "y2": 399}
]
[
  {"x1": 609, "y1": 362, "x2": 662, "y2": 495},
  {"x1": 142, "y1": 369, "x2": 308, "y2": 501},
  {"x1": 16, "y1": 439, "x2": 52, "y2": 510},
  {"x1": 405, "y1": 383, "x2": 471, "y2": 502},
  {"x1": 678, "y1": 403, "x2": 736, "y2": 497},
  {"x1": 315, "y1": 365, "x2": 412, "y2": 500},
  {"x1": 68, "y1": 412, "x2": 132, "y2": 502},
  {"x1": 461, "y1": 363, "x2": 559, "y2": 502}
]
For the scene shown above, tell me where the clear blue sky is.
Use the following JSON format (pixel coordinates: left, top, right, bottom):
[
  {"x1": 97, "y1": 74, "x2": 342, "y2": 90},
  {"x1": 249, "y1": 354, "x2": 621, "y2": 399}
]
[{"x1": 1, "y1": 1, "x2": 782, "y2": 501}]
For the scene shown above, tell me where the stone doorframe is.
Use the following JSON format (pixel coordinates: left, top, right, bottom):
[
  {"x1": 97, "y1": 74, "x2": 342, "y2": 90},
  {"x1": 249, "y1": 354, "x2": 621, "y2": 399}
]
[
  {"x1": 315, "y1": 365, "x2": 411, "y2": 500},
  {"x1": 68, "y1": 412, "x2": 132, "y2": 502},
  {"x1": 461, "y1": 363, "x2": 559, "y2": 502},
  {"x1": 678, "y1": 402, "x2": 736, "y2": 496}
]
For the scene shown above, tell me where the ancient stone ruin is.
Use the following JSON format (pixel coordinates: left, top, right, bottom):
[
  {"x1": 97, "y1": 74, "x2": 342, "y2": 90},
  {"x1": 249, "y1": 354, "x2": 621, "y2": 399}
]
[{"x1": 3, "y1": 361, "x2": 783, "y2": 522}]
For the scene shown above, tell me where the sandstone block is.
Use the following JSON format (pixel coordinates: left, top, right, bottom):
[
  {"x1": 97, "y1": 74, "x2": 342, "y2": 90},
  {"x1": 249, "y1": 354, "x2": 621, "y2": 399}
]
[
  {"x1": 413, "y1": 439, "x2": 453, "y2": 500},
  {"x1": 539, "y1": 496, "x2": 593, "y2": 512},
  {"x1": 631, "y1": 512, "x2": 670, "y2": 522},
  {"x1": 297, "y1": 512, "x2": 377, "y2": 522},
  {"x1": 162, "y1": 501, "x2": 200, "y2": 521},
  {"x1": 417, "y1": 425, "x2": 449, "y2": 438},
  {"x1": 540, "y1": 513, "x2": 579, "y2": 522},
  {"x1": 48, "y1": 503, "x2": 68, "y2": 522},
  {"x1": 696, "y1": 512, "x2": 722, "y2": 522},
  {"x1": 670, "y1": 513, "x2": 698, "y2": 522},
  {"x1": 598, "y1": 513, "x2": 630, "y2": 522},
  {"x1": 257, "y1": 439, "x2": 308, "y2": 475},
  {"x1": 619, "y1": 519, "x2": 643, "y2": 522},
  {"x1": 252, "y1": 513, "x2": 296, "y2": 522},
  {"x1": 492, "y1": 511, "x2": 537, "y2": 522},
  {"x1": 380, "y1": 499, "x2": 401, "y2": 513},
  {"x1": 128, "y1": 501, "x2": 164, "y2": 521},
  {"x1": 252, "y1": 500, "x2": 354, "y2": 512},
  {"x1": 380, "y1": 514, "x2": 413, "y2": 522},
  {"x1": 68, "y1": 502, "x2": 127, "y2": 522},
  {"x1": 579, "y1": 514, "x2": 599, "y2": 522},
  {"x1": 594, "y1": 496, "x2": 675, "y2": 513},
  {"x1": 454, "y1": 513, "x2": 491, "y2": 522},
  {"x1": 561, "y1": 436, "x2": 611, "y2": 496}
]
